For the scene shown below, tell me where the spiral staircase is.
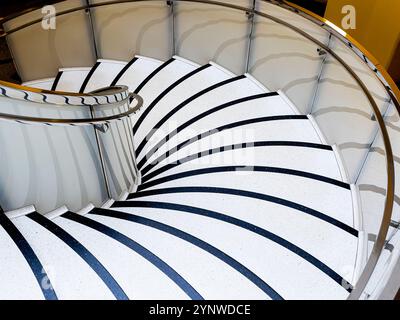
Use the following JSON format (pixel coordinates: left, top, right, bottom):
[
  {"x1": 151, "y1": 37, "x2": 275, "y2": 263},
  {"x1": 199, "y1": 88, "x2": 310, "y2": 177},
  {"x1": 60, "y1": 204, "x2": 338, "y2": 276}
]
[{"x1": 0, "y1": 0, "x2": 399, "y2": 300}]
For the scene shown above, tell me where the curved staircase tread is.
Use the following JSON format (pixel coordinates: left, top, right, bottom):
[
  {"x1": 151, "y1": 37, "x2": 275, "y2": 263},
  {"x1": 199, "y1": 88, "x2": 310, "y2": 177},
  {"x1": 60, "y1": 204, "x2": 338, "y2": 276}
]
[
  {"x1": 136, "y1": 169, "x2": 355, "y2": 228},
  {"x1": 12, "y1": 214, "x2": 119, "y2": 299},
  {"x1": 140, "y1": 118, "x2": 326, "y2": 173},
  {"x1": 55, "y1": 211, "x2": 201, "y2": 300},
  {"x1": 51, "y1": 68, "x2": 91, "y2": 92},
  {"x1": 22, "y1": 78, "x2": 56, "y2": 90},
  {"x1": 131, "y1": 58, "x2": 200, "y2": 134},
  {"x1": 134, "y1": 85, "x2": 296, "y2": 165},
  {"x1": 0, "y1": 219, "x2": 46, "y2": 299},
  {"x1": 93, "y1": 206, "x2": 350, "y2": 300},
  {"x1": 89, "y1": 210, "x2": 270, "y2": 300},
  {"x1": 140, "y1": 142, "x2": 342, "y2": 182},
  {"x1": 111, "y1": 55, "x2": 164, "y2": 92},
  {"x1": 81, "y1": 60, "x2": 128, "y2": 93},
  {"x1": 133, "y1": 64, "x2": 233, "y2": 156},
  {"x1": 117, "y1": 195, "x2": 358, "y2": 281}
]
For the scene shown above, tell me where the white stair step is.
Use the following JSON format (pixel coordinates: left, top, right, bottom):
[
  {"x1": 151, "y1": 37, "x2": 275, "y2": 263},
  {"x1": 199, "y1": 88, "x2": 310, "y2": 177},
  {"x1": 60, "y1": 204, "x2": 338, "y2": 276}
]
[
  {"x1": 50, "y1": 214, "x2": 191, "y2": 299},
  {"x1": 54, "y1": 67, "x2": 92, "y2": 92},
  {"x1": 0, "y1": 223, "x2": 45, "y2": 299},
  {"x1": 122, "y1": 193, "x2": 358, "y2": 285},
  {"x1": 136, "y1": 85, "x2": 296, "y2": 165},
  {"x1": 131, "y1": 58, "x2": 200, "y2": 132},
  {"x1": 112, "y1": 55, "x2": 163, "y2": 93},
  {"x1": 82, "y1": 59, "x2": 128, "y2": 93},
  {"x1": 133, "y1": 63, "x2": 233, "y2": 155},
  {"x1": 105, "y1": 205, "x2": 350, "y2": 300},
  {"x1": 142, "y1": 118, "x2": 323, "y2": 170},
  {"x1": 11, "y1": 215, "x2": 116, "y2": 299},
  {"x1": 142, "y1": 144, "x2": 342, "y2": 182},
  {"x1": 88, "y1": 212, "x2": 269, "y2": 300},
  {"x1": 140, "y1": 169, "x2": 354, "y2": 228},
  {"x1": 134, "y1": 76, "x2": 259, "y2": 160},
  {"x1": 22, "y1": 78, "x2": 55, "y2": 90}
]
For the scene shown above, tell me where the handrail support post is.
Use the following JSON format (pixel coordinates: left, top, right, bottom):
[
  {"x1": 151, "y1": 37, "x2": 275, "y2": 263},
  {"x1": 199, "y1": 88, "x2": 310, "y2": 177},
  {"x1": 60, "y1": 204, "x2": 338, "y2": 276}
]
[
  {"x1": 245, "y1": 0, "x2": 256, "y2": 73},
  {"x1": 85, "y1": 0, "x2": 99, "y2": 60},
  {"x1": 90, "y1": 105, "x2": 112, "y2": 200}
]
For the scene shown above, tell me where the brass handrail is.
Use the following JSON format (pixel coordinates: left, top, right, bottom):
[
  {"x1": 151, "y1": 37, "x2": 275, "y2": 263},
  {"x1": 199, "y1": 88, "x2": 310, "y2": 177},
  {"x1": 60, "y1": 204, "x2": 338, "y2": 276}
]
[
  {"x1": 0, "y1": 0, "x2": 397, "y2": 299},
  {"x1": 0, "y1": 92, "x2": 143, "y2": 125},
  {"x1": 0, "y1": 83, "x2": 130, "y2": 107},
  {"x1": 0, "y1": 79, "x2": 94, "y2": 97}
]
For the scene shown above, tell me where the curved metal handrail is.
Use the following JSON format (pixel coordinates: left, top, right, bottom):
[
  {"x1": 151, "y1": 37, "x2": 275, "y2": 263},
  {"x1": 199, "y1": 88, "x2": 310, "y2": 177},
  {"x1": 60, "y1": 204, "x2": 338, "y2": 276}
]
[
  {"x1": 0, "y1": 83, "x2": 131, "y2": 107},
  {"x1": 0, "y1": 92, "x2": 143, "y2": 125},
  {"x1": 0, "y1": 79, "x2": 94, "y2": 97},
  {"x1": 280, "y1": 0, "x2": 400, "y2": 107},
  {"x1": 0, "y1": 0, "x2": 397, "y2": 299}
]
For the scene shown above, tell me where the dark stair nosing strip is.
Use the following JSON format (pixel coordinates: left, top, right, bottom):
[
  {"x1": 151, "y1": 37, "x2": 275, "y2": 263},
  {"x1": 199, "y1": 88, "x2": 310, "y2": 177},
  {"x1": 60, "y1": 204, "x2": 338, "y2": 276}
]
[
  {"x1": 0, "y1": 213, "x2": 58, "y2": 300},
  {"x1": 140, "y1": 115, "x2": 308, "y2": 181},
  {"x1": 128, "y1": 186, "x2": 359, "y2": 237},
  {"x1": 136, "y1": 74, "x2": 246, "y2": 168},
  {"x1": 61, "y1": 211, "x2": 203, "y2": 300},
  {"x1": 79, "y1": 61, "x2": 101, "y2": 93},
  {"x1": 90, "y1": 207, "x2": 283, "y2": 300},
  {"x1": 27, "y1": 212, "x2": 128, "y2": 300},
  {"x1": 134, "y1": 64, "x2": 212, "y2": 155},
  {"x1": 136, "y1": 91, "x2": 280, "y2": 164},
  {"x1": 138, "y1": 166, "x2": 350, "y2": 192},
  {"x1": 111, "y1": 200, "x2": 353, "y2": 292},
  {"x1": 136, "y1": 75, "x2": 246, "y2": 167},
  {"x1": 51, "y1": 71, "x2": 63, "y2": 91},
  {"x1": 133, "y1": 57, "x2": 175, "y2": 95},
  {"x1": 141, "y1": 140, "x2": 333, "y2": 179},
  {"x1": 110, "y1": 57, "x2": 139, "y2": 86}
]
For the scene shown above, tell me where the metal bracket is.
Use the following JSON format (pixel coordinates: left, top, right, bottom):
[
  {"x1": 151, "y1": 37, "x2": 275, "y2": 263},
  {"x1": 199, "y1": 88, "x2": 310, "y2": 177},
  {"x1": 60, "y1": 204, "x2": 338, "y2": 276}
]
[
  {"x1": 317, "y1": 48, "x2": 327, "y2": 56},
  {"x1": 94, "y1": 123, "x2": 110, "y2": 133},
  {"x1": 245, "y1": 11, "x2": 254, "y2": 20}
]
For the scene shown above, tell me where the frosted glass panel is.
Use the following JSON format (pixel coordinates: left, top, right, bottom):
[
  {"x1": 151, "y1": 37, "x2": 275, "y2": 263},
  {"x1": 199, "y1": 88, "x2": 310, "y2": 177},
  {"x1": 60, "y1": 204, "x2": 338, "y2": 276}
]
[
  {"x1": 328, "y1": 37, "x2": 390, "y2": 115},
  {"x1": 174, "y1": 2, "x2": 250, "y2": 74},
  {"x1": 3, "y1": 0, "x2": 96, "y2": 81},
  {"x1": 0, "y1": 96, "x2": 108, "y2": 213},
  {"x1": 255, "y1": 1, "x2": 330, "y2": 45},
  {"x1": 248, "y1": 14, "x2": 324, "y2": 113},
  {"x1": 92, "y1": 102, "x2": 138, "y2": 199},
  {"x1": 311, "y1": 54, "x2": 382, "y2": 182},
  {"x1": 90, "y1": 0, "x2": 173, "y2": 61},
  {"x1": 357, "y1": 102, "x2": 400, "y2": 237}
]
